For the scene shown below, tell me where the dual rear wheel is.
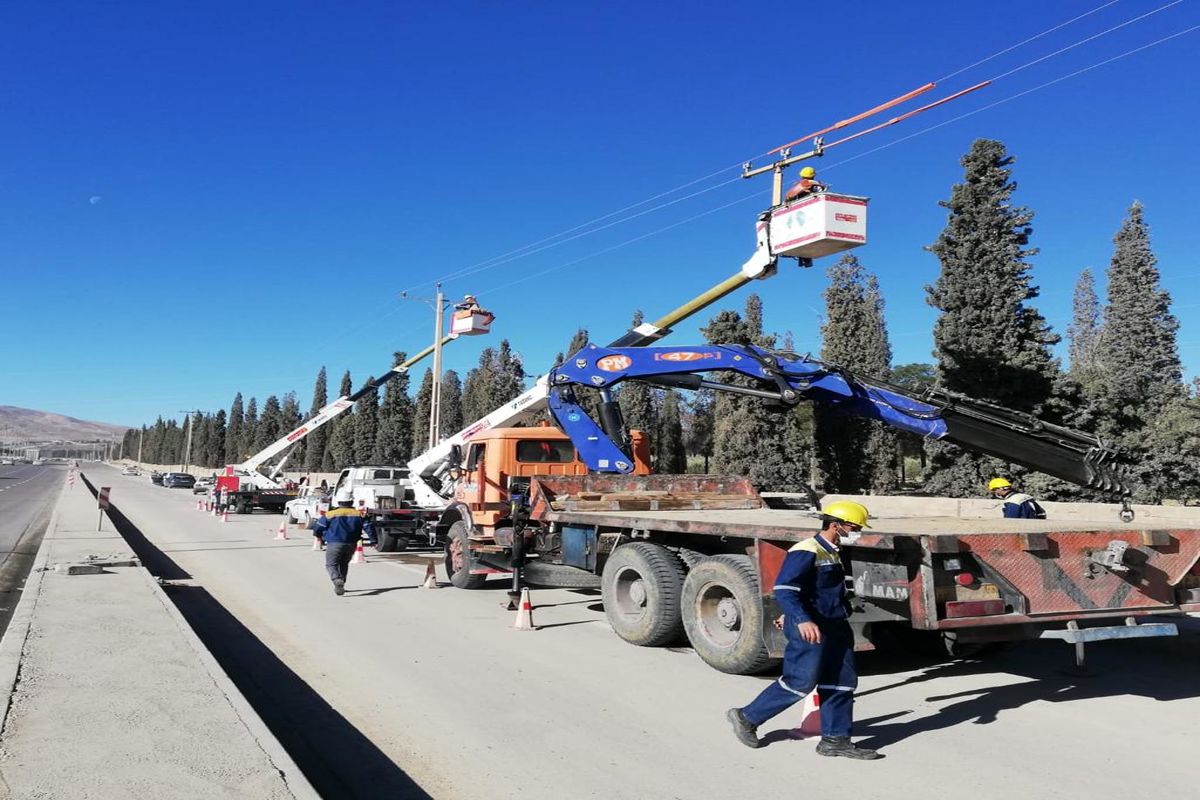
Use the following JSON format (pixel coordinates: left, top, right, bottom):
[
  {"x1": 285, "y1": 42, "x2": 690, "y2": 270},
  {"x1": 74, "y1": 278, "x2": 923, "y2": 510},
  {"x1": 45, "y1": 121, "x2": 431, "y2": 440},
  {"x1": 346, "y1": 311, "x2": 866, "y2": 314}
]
[{"x1": 601, "y1": 543, "x2": 778, "y2": 675}]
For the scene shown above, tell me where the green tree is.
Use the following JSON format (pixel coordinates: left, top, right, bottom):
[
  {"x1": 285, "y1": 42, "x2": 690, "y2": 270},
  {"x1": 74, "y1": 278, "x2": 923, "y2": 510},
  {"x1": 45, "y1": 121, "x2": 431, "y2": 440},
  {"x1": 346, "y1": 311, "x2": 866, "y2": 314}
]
[
  {"x1": 440, "y1": 369, "x2": 464, "y2": 437},
  {"x1": 462, "y1": 342, "x2": 526, "y2": 424},
  {"x1": 702, "y1": 295, "x2": 808, "y2": 492},
  {"x1": 683, "y1": 390, "x2": 715, "y2": 473},
  {"x1": 242, "y1": 397, "x2": 258, "y2": 461},
  {"x1": 255, "y1": 395, "x2": 283, "y2": 453},
  {"x1": 654, "y1": 390, "x2": 687, "y2": 473},
  {"x1": 324, "y1": 371, "x2": 354, "y2": 471},
  {"x1": 462, "y1": 347, "x2": 497, "y2": 424},
  {"x1": 1067, "y1": 268, "x2": 1102, "y2": 381},
  {"x1": 924, "y1": 138, "x2": 1060, "y2": 496},
  {"x1": 1090, "y1": 202, "x2": 1187, "y2": 501},
  {"x1": 207, "y1": 409, "x2": 227, "y2": 468},
  {"x1": 890, "y1": 363, "x2": 935, "y2": 480},
  {"x1": 303, "y1": 367, "x2": 329, "y2": 472},
  {"x1": 376, "y1": 352, "x2": 414, "y2": 463},
  {"x1": 619, "y1": 311, "x2": 657, "y2": 441},
  {"x1": 226, "y1": 393, "x2": 244, "y2": 462},
  {"x1": 814, "y1": 254, "x2": 899, "y2": 493},
  {"x1": 412, "y1": 368, "x2": 434, "y2": 450},
  {"x1": 352, "y1": 377, "x2": 379, "y2": 463}
]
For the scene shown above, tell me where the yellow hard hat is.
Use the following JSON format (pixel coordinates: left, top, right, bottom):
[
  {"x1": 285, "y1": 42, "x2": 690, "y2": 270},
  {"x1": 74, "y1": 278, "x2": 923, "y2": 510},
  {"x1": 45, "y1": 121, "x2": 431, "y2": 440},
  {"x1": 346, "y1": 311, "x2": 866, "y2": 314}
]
[
  {"x1": 988, "y1": 477, "x2": 1012, "y2": 491},
  {"x1": 799, "y1": 166, "x2": 816, "y2": 178},
  {"x1": 822, "y1": 500, "x2": 870, "y2": 528}
]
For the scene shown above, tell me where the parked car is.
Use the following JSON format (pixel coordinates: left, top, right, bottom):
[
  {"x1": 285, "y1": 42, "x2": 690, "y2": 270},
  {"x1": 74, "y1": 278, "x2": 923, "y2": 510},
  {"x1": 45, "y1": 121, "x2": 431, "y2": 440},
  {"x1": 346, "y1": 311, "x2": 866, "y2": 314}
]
[
  {"x1": 284, "y1": 485, "x2": 331, "y2": 527},
  {"x1": 192, "y1": 477, "x2": 215, "y2": 495},
  {"x1": 122, "y1": 466, "x2": 142, "y2": 476},
  {"x1": 150, "y1": 471, "x2": 164, "y2": 485},
  {"x1": 162, "y1": 473, "x2": 196, "y2": 489}
]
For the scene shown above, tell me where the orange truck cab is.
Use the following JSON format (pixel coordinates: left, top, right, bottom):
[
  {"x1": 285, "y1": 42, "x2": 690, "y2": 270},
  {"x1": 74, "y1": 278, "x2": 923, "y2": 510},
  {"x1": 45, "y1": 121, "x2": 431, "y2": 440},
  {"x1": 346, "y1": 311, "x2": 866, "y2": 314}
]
[{"x1": 438, "y1": 425, "x2": 649, "y2": 588}]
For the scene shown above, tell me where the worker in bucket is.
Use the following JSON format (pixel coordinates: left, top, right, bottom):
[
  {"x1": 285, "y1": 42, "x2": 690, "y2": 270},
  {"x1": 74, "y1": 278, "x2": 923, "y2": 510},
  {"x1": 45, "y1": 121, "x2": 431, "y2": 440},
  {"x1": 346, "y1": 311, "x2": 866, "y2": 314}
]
[
  {"x1": 727, "y1": 500, "x2": 882, "y2": 760},
  {"x1": 987, "y1": 477, "x2": 1047, "y2": 519},
  {"x1": 455, "y1": 294, "x2": 482, "y2": 314},
  {"x1": 312, "y1": 489, "x2": 375, "y2": 596},
  {"x1": 784, "y1": 165, "x2": 826, "y2": 203}
]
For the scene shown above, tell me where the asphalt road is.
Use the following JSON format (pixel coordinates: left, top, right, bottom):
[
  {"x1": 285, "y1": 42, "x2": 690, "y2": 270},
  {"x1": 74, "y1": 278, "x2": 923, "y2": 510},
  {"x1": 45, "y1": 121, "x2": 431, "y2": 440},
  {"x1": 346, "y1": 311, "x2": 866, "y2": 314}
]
[
  {"x1": 83, "y1": 463, "x2": 1200, "y2": 800},
  {"x1": 0, "y1": 464, "x2": 65, "y2": 638}
]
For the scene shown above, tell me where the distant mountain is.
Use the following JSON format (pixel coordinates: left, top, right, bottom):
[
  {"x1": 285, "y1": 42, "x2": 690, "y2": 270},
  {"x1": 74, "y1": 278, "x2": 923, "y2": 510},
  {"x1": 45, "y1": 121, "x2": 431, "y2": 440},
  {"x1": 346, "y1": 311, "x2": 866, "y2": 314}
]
[{"x1": 0, "y1": 405, "x2": 127, "y2": 442}]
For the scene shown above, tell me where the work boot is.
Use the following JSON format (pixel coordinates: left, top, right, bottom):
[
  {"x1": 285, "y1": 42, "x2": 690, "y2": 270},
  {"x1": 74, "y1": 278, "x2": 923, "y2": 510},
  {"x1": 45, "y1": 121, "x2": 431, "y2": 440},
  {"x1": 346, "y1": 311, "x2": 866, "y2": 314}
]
[
  {"x1": 815, "y1": 736, "x2": 881, "y2": 760},
  {"x1": 726, "y1": 708, "x2": 760, "y2": 749},
  {"x1": 333, "y1": 579, "x2": 345, "y2": 596}
]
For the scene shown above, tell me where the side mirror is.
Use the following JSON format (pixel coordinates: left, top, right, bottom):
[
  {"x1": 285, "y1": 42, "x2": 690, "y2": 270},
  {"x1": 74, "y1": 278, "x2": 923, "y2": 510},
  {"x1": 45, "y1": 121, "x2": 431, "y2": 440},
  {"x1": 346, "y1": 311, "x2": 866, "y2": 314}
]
[{"x1": 448, "y1": 444, "x2": 462, "y2": 469}]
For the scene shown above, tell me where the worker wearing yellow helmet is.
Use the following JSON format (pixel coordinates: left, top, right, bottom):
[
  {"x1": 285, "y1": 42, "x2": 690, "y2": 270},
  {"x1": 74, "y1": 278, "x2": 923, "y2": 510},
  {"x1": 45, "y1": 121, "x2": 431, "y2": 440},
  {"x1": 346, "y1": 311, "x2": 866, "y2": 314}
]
[
  {"x1": 727, "y1": 499, "x2": 881, "y2": 760},
  {"x1": 988, "y1": 477, "x2": 1046, "y2": 519},
  {"x1": 784, "y1": 164, "x2": 827, "y2": 203}
]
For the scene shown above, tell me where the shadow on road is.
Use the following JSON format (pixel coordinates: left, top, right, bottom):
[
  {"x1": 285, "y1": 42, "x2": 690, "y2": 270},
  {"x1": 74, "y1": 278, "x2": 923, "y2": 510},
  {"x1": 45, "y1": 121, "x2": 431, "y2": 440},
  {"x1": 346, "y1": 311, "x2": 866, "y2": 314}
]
[{"x1": 80, "y1": 473, "x2": 431, "y2": 800}]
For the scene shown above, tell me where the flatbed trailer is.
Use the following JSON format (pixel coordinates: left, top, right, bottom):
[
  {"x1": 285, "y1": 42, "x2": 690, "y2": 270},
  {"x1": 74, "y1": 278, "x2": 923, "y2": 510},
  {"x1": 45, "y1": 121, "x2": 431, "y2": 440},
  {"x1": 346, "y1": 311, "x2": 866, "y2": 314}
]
[{"x1": 511, "y1": 475, "x2": 1200, "y2": 674}]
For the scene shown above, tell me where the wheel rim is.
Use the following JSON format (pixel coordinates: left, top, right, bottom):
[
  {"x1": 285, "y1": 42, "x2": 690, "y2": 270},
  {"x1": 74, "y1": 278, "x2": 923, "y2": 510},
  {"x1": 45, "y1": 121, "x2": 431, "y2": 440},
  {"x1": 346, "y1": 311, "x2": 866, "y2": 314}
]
[
  {"x1": 693, "y1": 580, "x2": 742, "y2": 648},
  {"x1": 612, "y1": 566, "x2": 649, "y2": 622}
]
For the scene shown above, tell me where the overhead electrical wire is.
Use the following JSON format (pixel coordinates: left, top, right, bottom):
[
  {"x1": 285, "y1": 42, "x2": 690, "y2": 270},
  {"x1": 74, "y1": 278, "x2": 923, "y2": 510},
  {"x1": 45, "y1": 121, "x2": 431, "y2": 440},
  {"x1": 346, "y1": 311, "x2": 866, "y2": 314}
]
[{"x1": 396, "y1": 0, "x2": 1148, "y2": 295}]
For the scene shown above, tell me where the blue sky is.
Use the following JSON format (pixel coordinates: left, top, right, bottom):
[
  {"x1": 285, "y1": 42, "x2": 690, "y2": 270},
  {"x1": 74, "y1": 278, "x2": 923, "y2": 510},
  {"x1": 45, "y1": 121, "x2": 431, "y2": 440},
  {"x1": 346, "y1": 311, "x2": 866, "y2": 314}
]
[{"x1": 2, "y1": 1, "x2": 1198, "y2": 429}]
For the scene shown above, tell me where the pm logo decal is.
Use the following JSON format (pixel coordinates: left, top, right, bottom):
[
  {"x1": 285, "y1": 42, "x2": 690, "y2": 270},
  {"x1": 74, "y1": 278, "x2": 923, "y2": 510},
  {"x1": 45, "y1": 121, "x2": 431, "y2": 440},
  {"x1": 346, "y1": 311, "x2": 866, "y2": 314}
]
[{"x1": 597, "y1": 355, "x2": 633, "y2": 372}]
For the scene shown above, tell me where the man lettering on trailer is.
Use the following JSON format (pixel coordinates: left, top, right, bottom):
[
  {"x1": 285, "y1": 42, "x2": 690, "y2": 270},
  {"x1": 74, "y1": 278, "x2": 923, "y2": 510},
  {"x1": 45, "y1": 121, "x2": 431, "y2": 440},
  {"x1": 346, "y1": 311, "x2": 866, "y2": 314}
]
[
  {"x1": 313, "y1": 489, "x2": 374, "y2": 596},
  {"x1": 727, "y1": 501, "x2": 882, "y2": 760}
]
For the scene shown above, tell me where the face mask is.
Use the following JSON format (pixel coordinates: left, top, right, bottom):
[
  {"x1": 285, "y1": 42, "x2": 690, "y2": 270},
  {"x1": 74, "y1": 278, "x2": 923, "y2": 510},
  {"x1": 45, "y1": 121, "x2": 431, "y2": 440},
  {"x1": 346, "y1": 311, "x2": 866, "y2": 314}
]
[{"x1": 839, "y1": 526, "x2": 862, "y2": 545}]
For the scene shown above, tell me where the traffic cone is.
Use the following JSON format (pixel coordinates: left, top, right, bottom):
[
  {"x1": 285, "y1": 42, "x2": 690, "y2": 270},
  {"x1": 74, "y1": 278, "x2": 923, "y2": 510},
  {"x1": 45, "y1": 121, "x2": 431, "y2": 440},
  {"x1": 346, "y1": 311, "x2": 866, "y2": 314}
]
[
  {"x1": 211, "y1": 504, "x2": 218, "y2": 517},
  {"x1": 353, "y1": 540, "x2": 366, "y2": 564},
  {"x1": 275, "y1": 519, "x2": 289, "y2": 541},
  {"x1": 311, "y1": 536, "x2": 322, "y2": 551},
  {"x1": 196, "y1": 498, "x2": 203, "y2": 511},
  {"x1": 512, "y1": 587, "x2": 536, "y2": 631},
  {"x1": 221, "y1": 508, "x2": 229, "y2": 523},
  {"x1": 420, "y1": 562, "x2": 438, "y2": 589},
  {"x1": 793, "y1": 690, "x2": 822, "y2": 738}
]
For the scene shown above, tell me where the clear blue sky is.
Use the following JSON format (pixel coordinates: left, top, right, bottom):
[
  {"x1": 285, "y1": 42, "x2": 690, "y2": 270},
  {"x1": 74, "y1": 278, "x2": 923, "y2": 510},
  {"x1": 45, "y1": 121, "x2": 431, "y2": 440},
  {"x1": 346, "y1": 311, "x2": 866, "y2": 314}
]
[{"x1": 3, "y1": 1, "x2": 1198, "y2": 429}]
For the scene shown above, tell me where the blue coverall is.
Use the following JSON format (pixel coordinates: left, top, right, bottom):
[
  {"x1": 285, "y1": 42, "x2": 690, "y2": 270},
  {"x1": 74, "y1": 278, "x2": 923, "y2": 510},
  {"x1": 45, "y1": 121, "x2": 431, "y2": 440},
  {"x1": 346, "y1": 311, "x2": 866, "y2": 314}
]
[
  {"x1": 313, "y1": 505, "x2": 374, "y2": 584},
  {"x1": 739, "y1": 534, "x2": 858, "y2": 737},
  {"x1": 1001, "y1": 491, "x2": 1046, "y2": 519}
]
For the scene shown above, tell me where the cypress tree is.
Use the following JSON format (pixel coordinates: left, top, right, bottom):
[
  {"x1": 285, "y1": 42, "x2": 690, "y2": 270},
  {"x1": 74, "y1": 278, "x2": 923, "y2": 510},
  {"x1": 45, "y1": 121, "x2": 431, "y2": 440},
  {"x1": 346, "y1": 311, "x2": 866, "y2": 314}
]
[
  {"x1": 462, "y1": 347, "x2": 497, "y2": 424},
  {"x1": 412, "y1": 368, "x2": 434, "y2": 450},
  {"x1": 242, "y1": 398, "x2": 258, "y2": 461},
  {"x1": 1067, "y1": 268, "x2": 1101, "y2": 380},
  {"x1": 683, "y1": 390, "x2": 715, "y2": 473},
  {"x1": 619, "y1": 311, "x2": 657, "y2": 439},
  {"x1": 352, "y1": 377, "x2": 379, "y2": 463},
  {"x1": 226, "y1": 394, "x2": 244, "y2": 463},
  {"x1": 1090, "y1": 202, "x2": 1188, "y2": 501},
  {"x1": 280, "y1": 391, "x2": 302, "y2": 467},
  {"x1": 814, "y1": 254, "x2": 899, "y2": 493},
  {"x1": 304, "y1": 367, "x2": 330, "y2": 472},
  {"x1": 208, "y1": 409, "x2": 227, "y2": 468},
  {"x1": 325, "y1": 371, "x2": 354, "y2": 470},
  {"x1": 924, "y1": 138, "x2": 1060, "y2": 496},
  {"x1": 491, "y1": 340, "x2": 526, "y2": 409},
  {"x1": 654, "y1": 390, "x2": 687, "y2": 473},
  {"x1": 702, "y1": 295, "x2": 807, "y2": 491},
  {"x1": 255, "y1": 395, "x2": 283, "y2": 453},
  {"x1": 376, "y1": 352, "x2": 414, "y2": 464},
  {"x1": 440, "y1": 370, "x2": 464, "y2": 437}
]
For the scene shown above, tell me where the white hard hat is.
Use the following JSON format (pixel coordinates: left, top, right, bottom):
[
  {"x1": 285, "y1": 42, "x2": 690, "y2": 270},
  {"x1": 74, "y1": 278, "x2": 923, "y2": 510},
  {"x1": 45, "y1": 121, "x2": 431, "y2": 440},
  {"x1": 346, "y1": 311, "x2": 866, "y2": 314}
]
[{"x1": 334, "y1": 488, "x2": 354, "y2": 505}]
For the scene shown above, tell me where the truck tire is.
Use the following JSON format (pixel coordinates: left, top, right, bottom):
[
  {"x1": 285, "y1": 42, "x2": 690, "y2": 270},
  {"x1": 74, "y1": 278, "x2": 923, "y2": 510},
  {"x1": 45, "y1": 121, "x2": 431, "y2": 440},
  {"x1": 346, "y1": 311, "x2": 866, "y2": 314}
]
[
  {"x1": 445, "y1": 521, "x2": 487, "y2": 590},
  {"x1": 235, "y1": 499, "x2": 249, "y2": 515},
  {"x1": 600, "y1": 542, "x2": 686, "y2": 647},
  {"x1": 681, "y1": 555, "x2": 778, "y2": 675},
  {"x1": 376, "y1": 529, "x2": 399, "y2": 553},
  {"x1": 522, "y1": 560, "x2": 602, "y2": 590}
]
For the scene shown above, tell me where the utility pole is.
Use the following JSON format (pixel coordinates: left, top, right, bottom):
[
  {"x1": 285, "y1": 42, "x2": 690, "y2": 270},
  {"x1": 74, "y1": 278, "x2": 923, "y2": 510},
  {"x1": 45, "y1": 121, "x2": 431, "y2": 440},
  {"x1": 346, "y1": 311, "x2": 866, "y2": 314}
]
[
  {"x1": 180, "y1": 411, "x2": 198, "y2": 474},
  {"x1": 429, "y1": 283, "x2": 445, "y2": 450},
  {"x1": 136, "y1": 428, "x2": 144, "y2": 467}
]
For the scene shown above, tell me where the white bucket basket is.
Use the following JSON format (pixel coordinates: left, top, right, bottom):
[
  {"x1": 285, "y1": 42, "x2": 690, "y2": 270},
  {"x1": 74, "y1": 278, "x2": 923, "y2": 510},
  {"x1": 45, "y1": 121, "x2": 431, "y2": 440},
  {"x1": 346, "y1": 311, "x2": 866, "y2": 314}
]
[
  {"x1": 450, "y1": 311, "x2": 494, "y2": 336},
  {"x1": 761, "y1": 193, "x2": 868, "y2": 260}
]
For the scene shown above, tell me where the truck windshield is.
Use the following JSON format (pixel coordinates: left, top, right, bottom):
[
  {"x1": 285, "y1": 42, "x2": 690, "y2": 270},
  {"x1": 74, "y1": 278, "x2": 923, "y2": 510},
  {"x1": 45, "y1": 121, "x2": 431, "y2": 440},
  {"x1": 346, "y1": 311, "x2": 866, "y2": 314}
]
[{"x1": 515, "y1": 440, "x2": 577, "y2": 464}]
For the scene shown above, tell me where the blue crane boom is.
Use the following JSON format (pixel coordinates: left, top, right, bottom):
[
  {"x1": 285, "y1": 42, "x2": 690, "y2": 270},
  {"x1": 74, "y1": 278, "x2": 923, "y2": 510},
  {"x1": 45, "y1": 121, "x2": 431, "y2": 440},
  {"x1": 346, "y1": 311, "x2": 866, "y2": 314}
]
[{"x1": 548, "y1": 343, "x2": 1128, "y2": 496}]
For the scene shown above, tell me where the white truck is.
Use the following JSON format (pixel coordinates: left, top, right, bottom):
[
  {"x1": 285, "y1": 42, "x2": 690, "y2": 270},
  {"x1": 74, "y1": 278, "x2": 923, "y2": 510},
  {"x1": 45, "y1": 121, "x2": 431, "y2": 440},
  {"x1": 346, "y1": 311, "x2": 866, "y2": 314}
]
[{"x1": 329, "y1": 465, "x2": 442, "y2": 551}]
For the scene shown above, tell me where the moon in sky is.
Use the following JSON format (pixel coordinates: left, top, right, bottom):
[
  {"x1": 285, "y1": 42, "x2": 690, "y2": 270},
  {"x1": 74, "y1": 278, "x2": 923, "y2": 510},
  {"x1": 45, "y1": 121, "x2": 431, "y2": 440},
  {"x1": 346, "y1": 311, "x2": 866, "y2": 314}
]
[{"x1": 88, "y1": 196, "x2": 102, "y2": 205}]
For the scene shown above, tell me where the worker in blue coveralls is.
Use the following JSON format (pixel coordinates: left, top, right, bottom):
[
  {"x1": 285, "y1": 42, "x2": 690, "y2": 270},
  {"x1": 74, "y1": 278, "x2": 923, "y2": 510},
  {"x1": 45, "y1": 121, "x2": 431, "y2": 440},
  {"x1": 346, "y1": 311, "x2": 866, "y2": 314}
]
[
  {"x1": 987, "y1": 477, "x2": 1047, "y2": 519},
  {"x1": 727, "y1": 500, "x2": 882, "y2": 760},
  {"x1": 312, "y1": 489, "x2": 374, "y2": 596}
]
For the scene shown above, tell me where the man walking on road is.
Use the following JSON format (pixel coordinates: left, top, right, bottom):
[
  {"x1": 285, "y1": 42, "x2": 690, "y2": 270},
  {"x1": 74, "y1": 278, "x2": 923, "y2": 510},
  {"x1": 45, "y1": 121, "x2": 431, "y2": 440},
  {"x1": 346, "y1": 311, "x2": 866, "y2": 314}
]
[
  {"x1": 312, "y1": 490, "x2": 374, "y2": 596},
  {"x1": 727, "y1": 501, "x2": 881, "y2": 760}
]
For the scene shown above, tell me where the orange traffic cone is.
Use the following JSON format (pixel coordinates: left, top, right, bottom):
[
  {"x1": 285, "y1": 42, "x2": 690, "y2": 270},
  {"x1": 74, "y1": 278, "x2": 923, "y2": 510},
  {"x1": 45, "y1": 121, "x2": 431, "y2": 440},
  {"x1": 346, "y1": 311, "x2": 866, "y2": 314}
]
[
  {"x1": 353, "y1": 540, "x2": 366, "y2": 564},
  {"x1": 221, "y1": 508, "x2": 229, "y2": 523},
  {"x1": 420, "y1": 562, "x2": 438, "y2": 589},
  {"x1": 513, "y1": 587, "x2": 536, "y2": 631},
  {"x1": 196, "y1": 499, "x2": 203, "y2": 511},
  {"x1": 311, "y1": 536, "x2": 322, "y2": 551},
  {"x1": 275, "y1": 519, "x2": 288, "y2": 541},
  {"x1": 793, "y1": 690, "x2": 822, "y2": 738}
]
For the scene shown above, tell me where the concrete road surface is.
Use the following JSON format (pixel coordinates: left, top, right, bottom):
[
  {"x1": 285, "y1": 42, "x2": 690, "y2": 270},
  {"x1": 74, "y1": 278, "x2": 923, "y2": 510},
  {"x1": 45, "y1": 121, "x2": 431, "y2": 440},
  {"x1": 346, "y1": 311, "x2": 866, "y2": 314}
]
[
  {"x1": 85, "y1": 464, "x2": 1200, "y2": 800},
  {"x1": 0, "y1": 464, "x2": 63, "y2": 638}
]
